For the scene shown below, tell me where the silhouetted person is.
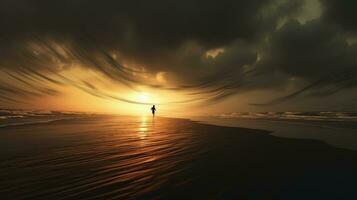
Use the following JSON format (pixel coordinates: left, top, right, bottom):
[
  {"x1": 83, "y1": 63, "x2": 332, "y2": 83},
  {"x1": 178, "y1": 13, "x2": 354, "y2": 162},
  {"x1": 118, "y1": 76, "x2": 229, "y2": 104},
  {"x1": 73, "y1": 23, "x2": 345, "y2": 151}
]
[{"x1": 151, "y1": 105, "x2": 156, "y2": 116}]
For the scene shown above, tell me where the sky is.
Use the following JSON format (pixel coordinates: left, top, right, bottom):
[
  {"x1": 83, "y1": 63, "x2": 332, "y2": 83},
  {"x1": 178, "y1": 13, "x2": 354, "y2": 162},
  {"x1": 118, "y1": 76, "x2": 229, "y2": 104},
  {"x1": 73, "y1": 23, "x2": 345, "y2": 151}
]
[{"x1": 0, "y1": 0, "x2": 357, "y2": 116}]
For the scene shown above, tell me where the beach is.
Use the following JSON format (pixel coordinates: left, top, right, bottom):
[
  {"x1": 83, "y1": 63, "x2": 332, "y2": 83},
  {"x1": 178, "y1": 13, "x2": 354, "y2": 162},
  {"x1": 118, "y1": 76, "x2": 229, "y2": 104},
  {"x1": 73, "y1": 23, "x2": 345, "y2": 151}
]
[
  {"x1": 194, "y1": 113, "x2": 357, "y2": 150},
  {"x1": 1, "y1": 114, "x2": 357, "y2": 199}
]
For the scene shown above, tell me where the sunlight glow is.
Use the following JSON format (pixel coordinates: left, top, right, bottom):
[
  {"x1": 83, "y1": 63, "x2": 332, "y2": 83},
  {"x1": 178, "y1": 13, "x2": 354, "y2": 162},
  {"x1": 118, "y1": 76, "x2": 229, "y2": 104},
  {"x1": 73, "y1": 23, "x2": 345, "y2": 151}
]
[{"x1": 138, "y1": 93, "x2": 149, "y2": 103}]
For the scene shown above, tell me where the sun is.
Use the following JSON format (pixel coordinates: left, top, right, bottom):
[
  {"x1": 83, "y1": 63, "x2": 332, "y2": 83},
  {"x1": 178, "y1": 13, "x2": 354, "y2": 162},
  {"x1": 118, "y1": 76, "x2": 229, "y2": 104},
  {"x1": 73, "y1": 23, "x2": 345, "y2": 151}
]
[{"x1": 138, "y1": 93, "x2": 149, "y2": 103}]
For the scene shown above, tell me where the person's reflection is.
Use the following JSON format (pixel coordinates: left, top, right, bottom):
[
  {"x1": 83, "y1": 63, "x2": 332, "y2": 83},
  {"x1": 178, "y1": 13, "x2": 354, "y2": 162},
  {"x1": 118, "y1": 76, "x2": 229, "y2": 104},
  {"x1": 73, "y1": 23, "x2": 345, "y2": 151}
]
[{"x1": 151, "y1": 114, "x2": 156, "y2": 130}]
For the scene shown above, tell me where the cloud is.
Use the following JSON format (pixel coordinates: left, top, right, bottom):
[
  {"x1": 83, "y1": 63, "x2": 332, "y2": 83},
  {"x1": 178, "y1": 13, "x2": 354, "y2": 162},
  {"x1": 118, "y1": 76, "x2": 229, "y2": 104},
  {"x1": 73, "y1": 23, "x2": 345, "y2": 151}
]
[
  {"x1": 0, "y1": 0, "x2": 356, "y2": 108},
  {"x1": 251, "y1": 19, "x2": 357, "y2": 104},
  {"x1": 321, "y1": 0, "x2": 357, "y2": 32}
]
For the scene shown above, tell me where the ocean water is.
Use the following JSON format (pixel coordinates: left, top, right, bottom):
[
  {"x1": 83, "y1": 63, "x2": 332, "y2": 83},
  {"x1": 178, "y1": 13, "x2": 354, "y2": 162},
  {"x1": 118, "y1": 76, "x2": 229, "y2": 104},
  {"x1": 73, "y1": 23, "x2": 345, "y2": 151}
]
[
  {"x1": 194, "y1": 111, "x2": 357, "y2": 150},
  {"x1": 0, "y1": 114, "x2": 206, "y2": 199},
  {"x1": 1, "y1": 109, "x2": 357, "y2": 150},
  {"x1": 0, "y1": 109, "x2": 96, "y2": 128},
  {"x1": 1, "y1": 110, "x2": 357, "y2": 199}
]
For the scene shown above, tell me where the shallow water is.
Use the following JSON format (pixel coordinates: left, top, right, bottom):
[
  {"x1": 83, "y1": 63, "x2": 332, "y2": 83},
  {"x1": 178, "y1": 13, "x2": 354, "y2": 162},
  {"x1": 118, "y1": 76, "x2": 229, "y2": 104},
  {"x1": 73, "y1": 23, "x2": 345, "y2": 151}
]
[
  {"x1": 194, "y1": 116, "x2": 357, "y2": 150},
  {"x1": 1, "y1": 115, "x2": 357, "y2": 199},
  {"x1": 0, "y1": 116, "x2": 204, "y2": 199}
]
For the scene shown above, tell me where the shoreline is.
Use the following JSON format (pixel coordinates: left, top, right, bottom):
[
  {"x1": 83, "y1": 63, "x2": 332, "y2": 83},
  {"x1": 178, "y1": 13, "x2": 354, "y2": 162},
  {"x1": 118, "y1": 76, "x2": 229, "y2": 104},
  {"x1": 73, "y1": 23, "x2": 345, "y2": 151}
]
[
  {"x1": 2, "y1": 114, "x2": 356, "y2": 152},
  {"x1": 1, "y1": 115, "x2": 357, "y2": 199},
  {"x1": 193, "y1": 116, "x2": 357, "y2": 151}
]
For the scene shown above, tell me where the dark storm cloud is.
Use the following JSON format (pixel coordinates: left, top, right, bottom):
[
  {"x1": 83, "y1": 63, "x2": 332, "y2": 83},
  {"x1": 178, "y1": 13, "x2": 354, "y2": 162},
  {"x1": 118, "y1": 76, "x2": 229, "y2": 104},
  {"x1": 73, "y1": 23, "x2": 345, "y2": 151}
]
[
  {"x1": 250, "y1": 19, "x2": 357, "y2": 105},
  {"x1": 0, "y1": 0, "x2": 278, "y2": 101},
  {"x1": 0, "y1": 0, "x2": 357, "y2": 106},
  {"x1": 0, "y1": 0, "x2": 270, "y2": 51},
  {"x1": 321, "y1": 0, "x2": 357, "y2": 32}
]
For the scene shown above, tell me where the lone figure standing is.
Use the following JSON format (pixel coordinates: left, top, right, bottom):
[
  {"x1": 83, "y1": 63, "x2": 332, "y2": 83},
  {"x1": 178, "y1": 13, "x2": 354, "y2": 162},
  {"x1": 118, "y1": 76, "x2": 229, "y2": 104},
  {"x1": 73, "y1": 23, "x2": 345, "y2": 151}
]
[{"x1": 151, "y1": 105, "x2": 156, "y2": 116}]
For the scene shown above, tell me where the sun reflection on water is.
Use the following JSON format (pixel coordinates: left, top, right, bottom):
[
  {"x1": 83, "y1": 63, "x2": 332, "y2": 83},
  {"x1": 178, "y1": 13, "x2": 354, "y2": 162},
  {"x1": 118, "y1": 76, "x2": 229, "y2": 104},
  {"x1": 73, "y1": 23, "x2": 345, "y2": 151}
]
[
  {"x1": 138, "y1": 115, "x2": 148, "y2": 139},
  {"x1": 0, "y1": 115, "x2": 199, "y2": 199}
]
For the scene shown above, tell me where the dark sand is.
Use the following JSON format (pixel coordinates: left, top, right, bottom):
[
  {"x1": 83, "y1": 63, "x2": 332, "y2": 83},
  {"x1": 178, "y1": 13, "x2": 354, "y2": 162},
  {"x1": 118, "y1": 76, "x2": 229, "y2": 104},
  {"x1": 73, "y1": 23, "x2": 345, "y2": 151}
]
[{"x1": 0, "y1": 115, "x2": 356, "y2": 199}]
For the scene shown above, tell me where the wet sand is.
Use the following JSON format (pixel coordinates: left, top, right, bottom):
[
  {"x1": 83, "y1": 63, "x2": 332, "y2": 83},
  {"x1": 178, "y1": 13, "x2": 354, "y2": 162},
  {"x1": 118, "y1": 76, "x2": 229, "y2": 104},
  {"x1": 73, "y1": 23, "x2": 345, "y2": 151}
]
[{"x1": 0, "y1": 115, "x2": 356, "y2": 199}]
